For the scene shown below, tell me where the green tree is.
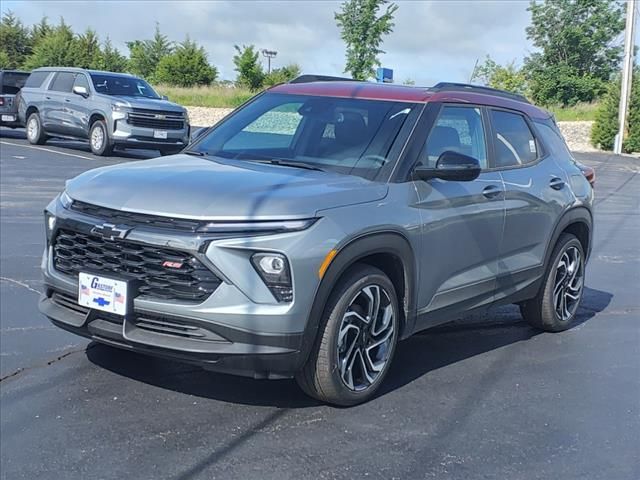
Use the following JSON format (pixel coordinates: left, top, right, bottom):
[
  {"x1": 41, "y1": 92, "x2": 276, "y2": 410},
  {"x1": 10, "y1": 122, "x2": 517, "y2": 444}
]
[
  {"x1": 23, "y1": 19, "x2": 78, "y2": 69},
  {"x1": 127, "y1": 23, "x2": 173, "y2": 80},
  {"x1": 334, "y1": 0, "x2": 398, "y2": 80},
  {"x1": 30, "y1": 16, "x2": 53, "y2": 47},
  {"x1": 0, "y1": 10, "x2": 32, "y2": 68},
  {"x1": 591, "y1": 71, "x2": 640, "y2": 153},
  {"x1": 73, "y1": 28, "x2": 101, "y2": 69},
  {"x1": 0, "y1": 50, "x2": 11, "y2": 69},
  {"x1": 94, "y1": 37, "x2": 128, "y2": 72},
  {"x1": 524, "y1": 0, "x2": 625, "y2": 106},
  {"x1": 471, "y1": 55, "x2": 527, "y2": 95},
  {"x1": 232, "y1": 44, "x2": 264, "y2": 90},
  {"x1": 263, "y1": 63, "x2": 301, "y2": 87},
  {"x1": 155, "y1": 38, "x2": 217, "y2": 87}
]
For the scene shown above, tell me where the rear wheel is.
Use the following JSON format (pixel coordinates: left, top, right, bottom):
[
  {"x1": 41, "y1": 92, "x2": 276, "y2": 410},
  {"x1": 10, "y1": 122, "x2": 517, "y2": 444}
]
[
  {"x1": 26, "y1": 112, "x2": 47, "y2": 145},
  {"x1": 89, "y1": 120, "x2": 113, "y2": 156},
  {"x1": 296, "y1": 264, "x2": 399, "y2": 406},
  {"x1": 520, "y1": 233, "x2": 585, "y2": 332}
]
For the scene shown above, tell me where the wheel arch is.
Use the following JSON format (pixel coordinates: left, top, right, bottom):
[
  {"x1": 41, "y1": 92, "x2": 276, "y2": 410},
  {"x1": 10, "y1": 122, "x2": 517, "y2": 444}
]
[
  {"x1": 300, "y1": 230, "x2": 417, "y2": 366},
  {"x1": 544, "y1": 206, "x2": 593, "y2": 271}
]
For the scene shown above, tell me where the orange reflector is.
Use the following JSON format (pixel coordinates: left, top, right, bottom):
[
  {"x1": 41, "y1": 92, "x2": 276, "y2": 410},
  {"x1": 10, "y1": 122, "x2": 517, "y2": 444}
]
[{"x1": 318, "y1": 249, "x2": 338, "y2": 279}]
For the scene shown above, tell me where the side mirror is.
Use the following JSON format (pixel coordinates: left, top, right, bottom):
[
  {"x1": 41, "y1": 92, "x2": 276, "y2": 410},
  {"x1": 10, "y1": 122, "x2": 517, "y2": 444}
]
[
  {"x1": 72, "y1": 85, "x2": 89, "y2": 98},
  {"x1": 161, "y1": 95, "x2": 169, "y2": 101},
  {"x1": 413, "y1": 151, "x2": 481, "y2": 182}
]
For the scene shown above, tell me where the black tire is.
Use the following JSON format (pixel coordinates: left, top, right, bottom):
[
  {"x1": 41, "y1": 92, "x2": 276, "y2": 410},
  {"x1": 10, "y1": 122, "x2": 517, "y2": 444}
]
[
  {"x1": 296, "y1": 264, "x2": 400, "y2": 406},
  {"x1": 520, "y1": 233, "x2": 585, "y2": 332},
  {"x1": 89, "y1": 120, "x2": 113, "y2": 156},
  {"x1": 26, "y1": 112, "x2": 47, "y2": 145}
]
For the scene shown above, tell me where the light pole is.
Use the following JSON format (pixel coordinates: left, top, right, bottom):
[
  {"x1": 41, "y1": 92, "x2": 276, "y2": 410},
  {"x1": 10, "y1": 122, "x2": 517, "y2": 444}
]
[
  {"x1": 614, "y1": 0, "x2": 637, "y2": 154},
  {"x1": 261, "y1": 49, "x2": 278, "y2": 74}
]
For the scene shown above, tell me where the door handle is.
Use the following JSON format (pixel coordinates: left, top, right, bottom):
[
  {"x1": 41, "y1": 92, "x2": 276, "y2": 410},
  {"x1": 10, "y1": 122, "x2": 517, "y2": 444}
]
[
  {"x1": 549, "y1": 177, "x2": 565, "y2": 190},
  {"x1": 64, "y1": 98, "x2": 71, "y2": 102},
  {"x1": 482, "y1": 185, "x2": 502, "y2": 199},
  {"x1": 45, "y1": 96, "x2": 52, "y2": 100}
]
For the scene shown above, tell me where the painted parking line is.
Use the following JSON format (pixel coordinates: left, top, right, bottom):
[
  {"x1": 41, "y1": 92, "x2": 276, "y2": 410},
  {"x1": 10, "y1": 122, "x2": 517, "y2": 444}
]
[{"x1": 0, "y1": 140, "x2": 94, "y2": 160}]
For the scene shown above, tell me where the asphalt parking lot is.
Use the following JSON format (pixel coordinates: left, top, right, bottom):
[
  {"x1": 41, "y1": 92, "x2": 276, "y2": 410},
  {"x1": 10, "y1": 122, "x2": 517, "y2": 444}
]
[{"x1": 1, "y1": 128, "x2": 639, "y2": 480}]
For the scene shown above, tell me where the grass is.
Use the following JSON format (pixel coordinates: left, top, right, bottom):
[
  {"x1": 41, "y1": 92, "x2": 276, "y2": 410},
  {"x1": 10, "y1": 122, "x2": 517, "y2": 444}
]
[
  {"x1": 547, "y1": 102, "x2": 600, "y2": 122},
  {"x1": 154, "y1": 84, "x2": 254, "y2": 109}
]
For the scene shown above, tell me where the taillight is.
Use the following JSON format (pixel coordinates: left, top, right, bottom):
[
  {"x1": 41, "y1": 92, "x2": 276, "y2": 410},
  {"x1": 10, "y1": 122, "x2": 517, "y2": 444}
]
[
  {"x1": 0, "y1": 97, "x2": 4, "y2": 106},
  {"x1": 576, "y1": 162, "x2": 595, "y2": 188}
]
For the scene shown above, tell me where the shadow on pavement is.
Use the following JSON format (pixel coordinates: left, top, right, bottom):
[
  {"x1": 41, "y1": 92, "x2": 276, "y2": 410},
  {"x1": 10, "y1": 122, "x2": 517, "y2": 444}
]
[
  {"x1": 0, "y1": 127, "x2": 155, "y2": 160},
  {"x1": 86, "y1": 286, "x2": 612, "y2": 408}
]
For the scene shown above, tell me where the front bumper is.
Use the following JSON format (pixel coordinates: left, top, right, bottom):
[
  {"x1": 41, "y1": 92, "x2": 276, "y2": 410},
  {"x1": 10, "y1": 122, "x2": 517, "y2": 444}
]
[
  {"x1": 111, "y1": 118, "x2": 189, "y2": 151},
  {"x1": 39, "y1": 288, "x2": 304, "y2": 378}
]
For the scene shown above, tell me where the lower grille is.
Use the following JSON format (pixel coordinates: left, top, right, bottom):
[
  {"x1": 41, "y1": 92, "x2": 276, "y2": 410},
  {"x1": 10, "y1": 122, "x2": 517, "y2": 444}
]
[
  {"x1": 134, "y1": 314, "x2": 226, "y2": 342},
  {"x1": 51, "y1": 291, "x2": 89, "y2": 315},
  {"x1": 53, "y1": 229, "x2": 221, "y2": 302}
]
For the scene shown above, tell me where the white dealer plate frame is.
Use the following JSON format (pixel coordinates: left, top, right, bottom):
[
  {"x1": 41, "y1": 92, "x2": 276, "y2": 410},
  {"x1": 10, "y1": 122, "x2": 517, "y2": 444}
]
[{"x1": 78, "y1": 272, "x2": 129, "y2": 316}]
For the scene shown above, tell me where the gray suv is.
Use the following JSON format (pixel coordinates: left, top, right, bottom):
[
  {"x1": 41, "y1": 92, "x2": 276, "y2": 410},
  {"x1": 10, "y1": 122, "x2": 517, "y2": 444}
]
[
  {"x1": 39, "y1": 79, "x2": 594, "y2": 405},
  {"x1": 19, "y1": 67, "x2": 189, "y2": 156}
]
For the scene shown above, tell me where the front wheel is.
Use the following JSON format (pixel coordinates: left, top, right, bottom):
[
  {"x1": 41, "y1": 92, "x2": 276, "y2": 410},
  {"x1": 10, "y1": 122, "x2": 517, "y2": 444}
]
[
  {"x1": 520, "y1": 233, "x2": 585, "y2": 332},
  {"x1": 89, "y1": 120, "x2": 113, "y2": 156},
  {"x1": 296, "y1": 264, "x2": 399, "y2": 406}
]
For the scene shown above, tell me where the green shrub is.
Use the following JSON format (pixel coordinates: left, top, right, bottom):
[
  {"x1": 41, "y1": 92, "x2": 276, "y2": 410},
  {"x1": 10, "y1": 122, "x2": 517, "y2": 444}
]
[{"x1": 591, "y1": 71, "x2": 640, "y2": 153}]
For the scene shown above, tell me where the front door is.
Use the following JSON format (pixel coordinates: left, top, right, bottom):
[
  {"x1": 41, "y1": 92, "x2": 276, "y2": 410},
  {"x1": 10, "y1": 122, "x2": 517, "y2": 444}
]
[{"x1": 412, "y1": 105, "x2": 505, "y2": 328}]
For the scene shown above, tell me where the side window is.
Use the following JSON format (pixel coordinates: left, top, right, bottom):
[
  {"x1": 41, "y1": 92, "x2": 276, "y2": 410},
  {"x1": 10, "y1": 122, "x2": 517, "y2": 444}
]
[
  {"x1": 424, "y1": 106, "x2": 487, "y2": 169},
  {"x1": 24, "y1": 71, "x2": 50, "y2": 88},
  {"x1": 490, "y1": 110, "x2": 538, "y2": 168},
  {"x1": 73, "y1": 74, "x2": 90, "y2": 91},
  {"x1": 49, "y1": 72, "x2": 75, "y2": 93}
]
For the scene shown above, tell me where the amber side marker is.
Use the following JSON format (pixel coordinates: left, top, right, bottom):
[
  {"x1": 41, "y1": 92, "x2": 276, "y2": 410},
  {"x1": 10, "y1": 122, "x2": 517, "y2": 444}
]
[{"x1": 318, "y1": 249, "x2": 338, "y2": 279}]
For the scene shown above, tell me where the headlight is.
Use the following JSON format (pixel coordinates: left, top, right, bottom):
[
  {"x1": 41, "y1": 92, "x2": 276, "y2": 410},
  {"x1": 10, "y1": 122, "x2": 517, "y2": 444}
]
[
  {"x1": 183, "y1": 109, "x2": 190, "y2": 125},
  {"x1": 44, "y1": 211, "x2": 56, "y2": 240},
  {"x1": 251, "y1": 252, "x2": 292, "y2": 302},
  {"x1": 196, "y1": 218, "x2": 316, "y2": 234},
  {"x1": 111, "y1": 103, "x2": 130, "y2": 120}
]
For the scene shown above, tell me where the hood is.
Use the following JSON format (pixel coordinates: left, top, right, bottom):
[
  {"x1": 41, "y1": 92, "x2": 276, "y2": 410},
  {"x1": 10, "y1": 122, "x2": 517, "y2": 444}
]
[
  {"x1": 105, "y1": 95, "x2": 185, "y2": 113},
  {"x1": 66, "y1": 155, "x2": 388, "y2": 220}
]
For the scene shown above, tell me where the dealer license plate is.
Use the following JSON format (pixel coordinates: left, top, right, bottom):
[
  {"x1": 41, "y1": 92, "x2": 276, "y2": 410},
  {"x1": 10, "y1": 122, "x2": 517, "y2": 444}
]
[
  {"x1": 1, "y1": 115, "x2": 16, "y2": 122},
  {"x1": 78, "y1": 272, "x2": 128, "y2": 316},
  {"x1": 154, "y1": 130, "x2": 168, "y2": 139}
]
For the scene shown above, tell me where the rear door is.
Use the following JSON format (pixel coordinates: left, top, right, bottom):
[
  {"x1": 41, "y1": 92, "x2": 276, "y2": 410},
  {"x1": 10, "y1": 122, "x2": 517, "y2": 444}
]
[
  {"x1": 488, "y1": 109, "x2": 574, "y2": 300},
  {"x1": 412, "y1": 104, "x2": 505, "y2": 326},
  {"x1": 44, "y1": 71, "x2": 75, "y2": 134}
]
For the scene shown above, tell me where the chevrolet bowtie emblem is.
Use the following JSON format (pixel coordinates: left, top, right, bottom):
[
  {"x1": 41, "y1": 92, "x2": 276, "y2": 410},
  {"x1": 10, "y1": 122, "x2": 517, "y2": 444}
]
[{"x1": 91, "y1": 223, "x2": 130, "y2": 241}]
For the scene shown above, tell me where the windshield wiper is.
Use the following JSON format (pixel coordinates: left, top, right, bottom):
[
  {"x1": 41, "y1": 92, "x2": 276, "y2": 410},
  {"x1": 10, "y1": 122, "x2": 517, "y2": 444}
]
[
  {"x1": 183, "y1": 150, "x2": 207, "y2": 157},
  {"x1": 247, "y1": 158, "x2": 325, "y2": 172}
]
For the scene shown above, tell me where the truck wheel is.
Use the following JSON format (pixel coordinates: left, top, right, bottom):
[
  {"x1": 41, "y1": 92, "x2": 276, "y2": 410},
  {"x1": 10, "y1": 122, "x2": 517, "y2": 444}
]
[
  {"x1": 89, "y1": 120, "x2": 113, "y2": 156},
  {"x1": 296, "y1": 264, "x2": 399, "y2": 406},
  {"x1": 26, "y1": 113, "x2": 47, "y2": 145},
  {"x1": 520, "y1": 233, "x2": 585, "y2": 332}
]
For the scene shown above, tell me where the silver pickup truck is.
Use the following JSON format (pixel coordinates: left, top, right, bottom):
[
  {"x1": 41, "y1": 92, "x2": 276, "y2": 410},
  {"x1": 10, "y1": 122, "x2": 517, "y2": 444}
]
[
  {"x1": 0, "y1": 70, "x2": 30, "y2": 128},
  {"x1": 18, "y1": 67, "x2": 190, "y2": 156}
]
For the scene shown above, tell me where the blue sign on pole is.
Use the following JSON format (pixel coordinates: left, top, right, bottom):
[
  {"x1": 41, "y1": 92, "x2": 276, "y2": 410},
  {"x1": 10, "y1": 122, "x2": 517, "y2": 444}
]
[{"x1": 376, "y1": 68, "x2": 393, "y2": 83}]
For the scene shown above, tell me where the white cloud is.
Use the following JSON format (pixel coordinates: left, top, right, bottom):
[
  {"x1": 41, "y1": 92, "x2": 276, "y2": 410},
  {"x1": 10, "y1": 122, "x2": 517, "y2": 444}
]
[{"x1": 3, "y1": 0, "x2": 636, "y2": 85}]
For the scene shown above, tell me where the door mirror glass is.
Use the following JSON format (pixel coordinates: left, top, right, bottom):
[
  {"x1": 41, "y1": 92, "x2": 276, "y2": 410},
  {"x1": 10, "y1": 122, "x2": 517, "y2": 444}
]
[
  {"x1": 72, "y1": 85, "x2": 89, "y2": 98},
  {"x1": 162, "y1": 95, "x2": 169, "y2": 101},
  {"x1": 413, "y1": 151, "x2": 481, "y2": 182}
]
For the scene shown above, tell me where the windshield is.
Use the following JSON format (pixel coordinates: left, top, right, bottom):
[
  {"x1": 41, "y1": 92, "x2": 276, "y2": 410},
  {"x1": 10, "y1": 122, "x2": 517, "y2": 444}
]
[
  {"x1": 90, "y1": 73, "x2": 160, "y2": 99},
  {"x1": 191, "y1": 93, "x2": 416, "y2": 180}
]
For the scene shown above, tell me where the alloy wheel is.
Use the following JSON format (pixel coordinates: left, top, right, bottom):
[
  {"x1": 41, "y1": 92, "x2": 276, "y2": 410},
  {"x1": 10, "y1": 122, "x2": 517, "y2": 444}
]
[
  {"x1": 91, "y1": 126, "x2": 104, "y2": 151},
  {"x1": 27, "y1": 117, "x2": 38, "y2": 141},
  {"x1": 553, "y1": 245, "x2": 584, "y2": 321},
  {"x1": 337, "y1": 284, "x2": 395, "y2": 392}
]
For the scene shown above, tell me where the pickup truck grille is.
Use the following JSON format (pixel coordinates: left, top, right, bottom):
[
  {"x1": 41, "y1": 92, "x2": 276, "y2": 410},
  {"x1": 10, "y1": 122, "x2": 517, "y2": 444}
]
[
  {"x1": 52, "y1": 229, "x2": 220, "y2": 302},
  {"x1": 126, "y1": 110, "x2": 185, "y2": 130}
]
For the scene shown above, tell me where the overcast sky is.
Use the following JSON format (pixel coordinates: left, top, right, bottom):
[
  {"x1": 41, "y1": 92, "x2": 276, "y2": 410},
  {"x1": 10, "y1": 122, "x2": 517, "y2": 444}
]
[{"x1": 2, "y1": 0, "x2": 639, "y2": 84}]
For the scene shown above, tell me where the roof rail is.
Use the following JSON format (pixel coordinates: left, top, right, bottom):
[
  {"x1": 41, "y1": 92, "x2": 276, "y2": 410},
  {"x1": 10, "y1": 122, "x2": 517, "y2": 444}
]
[
  {"x1": 431, "y1": 82, "x2": 530, "y2": 104},
  {"x1": 289, "y1": 74, "x2": 358, "y2": 84}
]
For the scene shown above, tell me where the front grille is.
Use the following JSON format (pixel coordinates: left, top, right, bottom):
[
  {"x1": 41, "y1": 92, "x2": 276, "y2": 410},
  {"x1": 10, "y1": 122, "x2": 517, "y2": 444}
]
[
  {"x1": 70, "y1": 200, "x2": 201, "y2": 232},
  {"x1": 52, "y1": 229, "x2": 221, "y2": 302},
  {"x1": 127, "y1": 110, "x2": 185, "y2": 130}
]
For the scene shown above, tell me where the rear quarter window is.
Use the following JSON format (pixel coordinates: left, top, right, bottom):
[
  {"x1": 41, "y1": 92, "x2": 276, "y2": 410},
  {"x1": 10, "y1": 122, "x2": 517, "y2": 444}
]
[
  {"x1": 24, "y1": 71, "x2": 51, "y2": 89},
  {"x1": 490, "y1": 110, "x2": 538, "y2": 168}
]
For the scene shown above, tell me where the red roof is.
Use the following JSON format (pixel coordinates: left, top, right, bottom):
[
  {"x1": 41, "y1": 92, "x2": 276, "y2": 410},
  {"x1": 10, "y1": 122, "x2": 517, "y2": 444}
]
[{"x1": 269, "y1": 81, "x2": 549, "y2": 119}]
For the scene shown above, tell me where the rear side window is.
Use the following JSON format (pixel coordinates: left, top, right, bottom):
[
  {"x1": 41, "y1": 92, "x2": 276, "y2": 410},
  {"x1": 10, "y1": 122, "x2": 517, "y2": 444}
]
[
  {"x1": 49, "y1": 72, "x2": 75, "y2": 93},
  {"x1": 24, "y1": 71, "x2": 50, "y2": 89},
  {"x1": 490, "y1": 110, "x2": 538, "y2": 167}
]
